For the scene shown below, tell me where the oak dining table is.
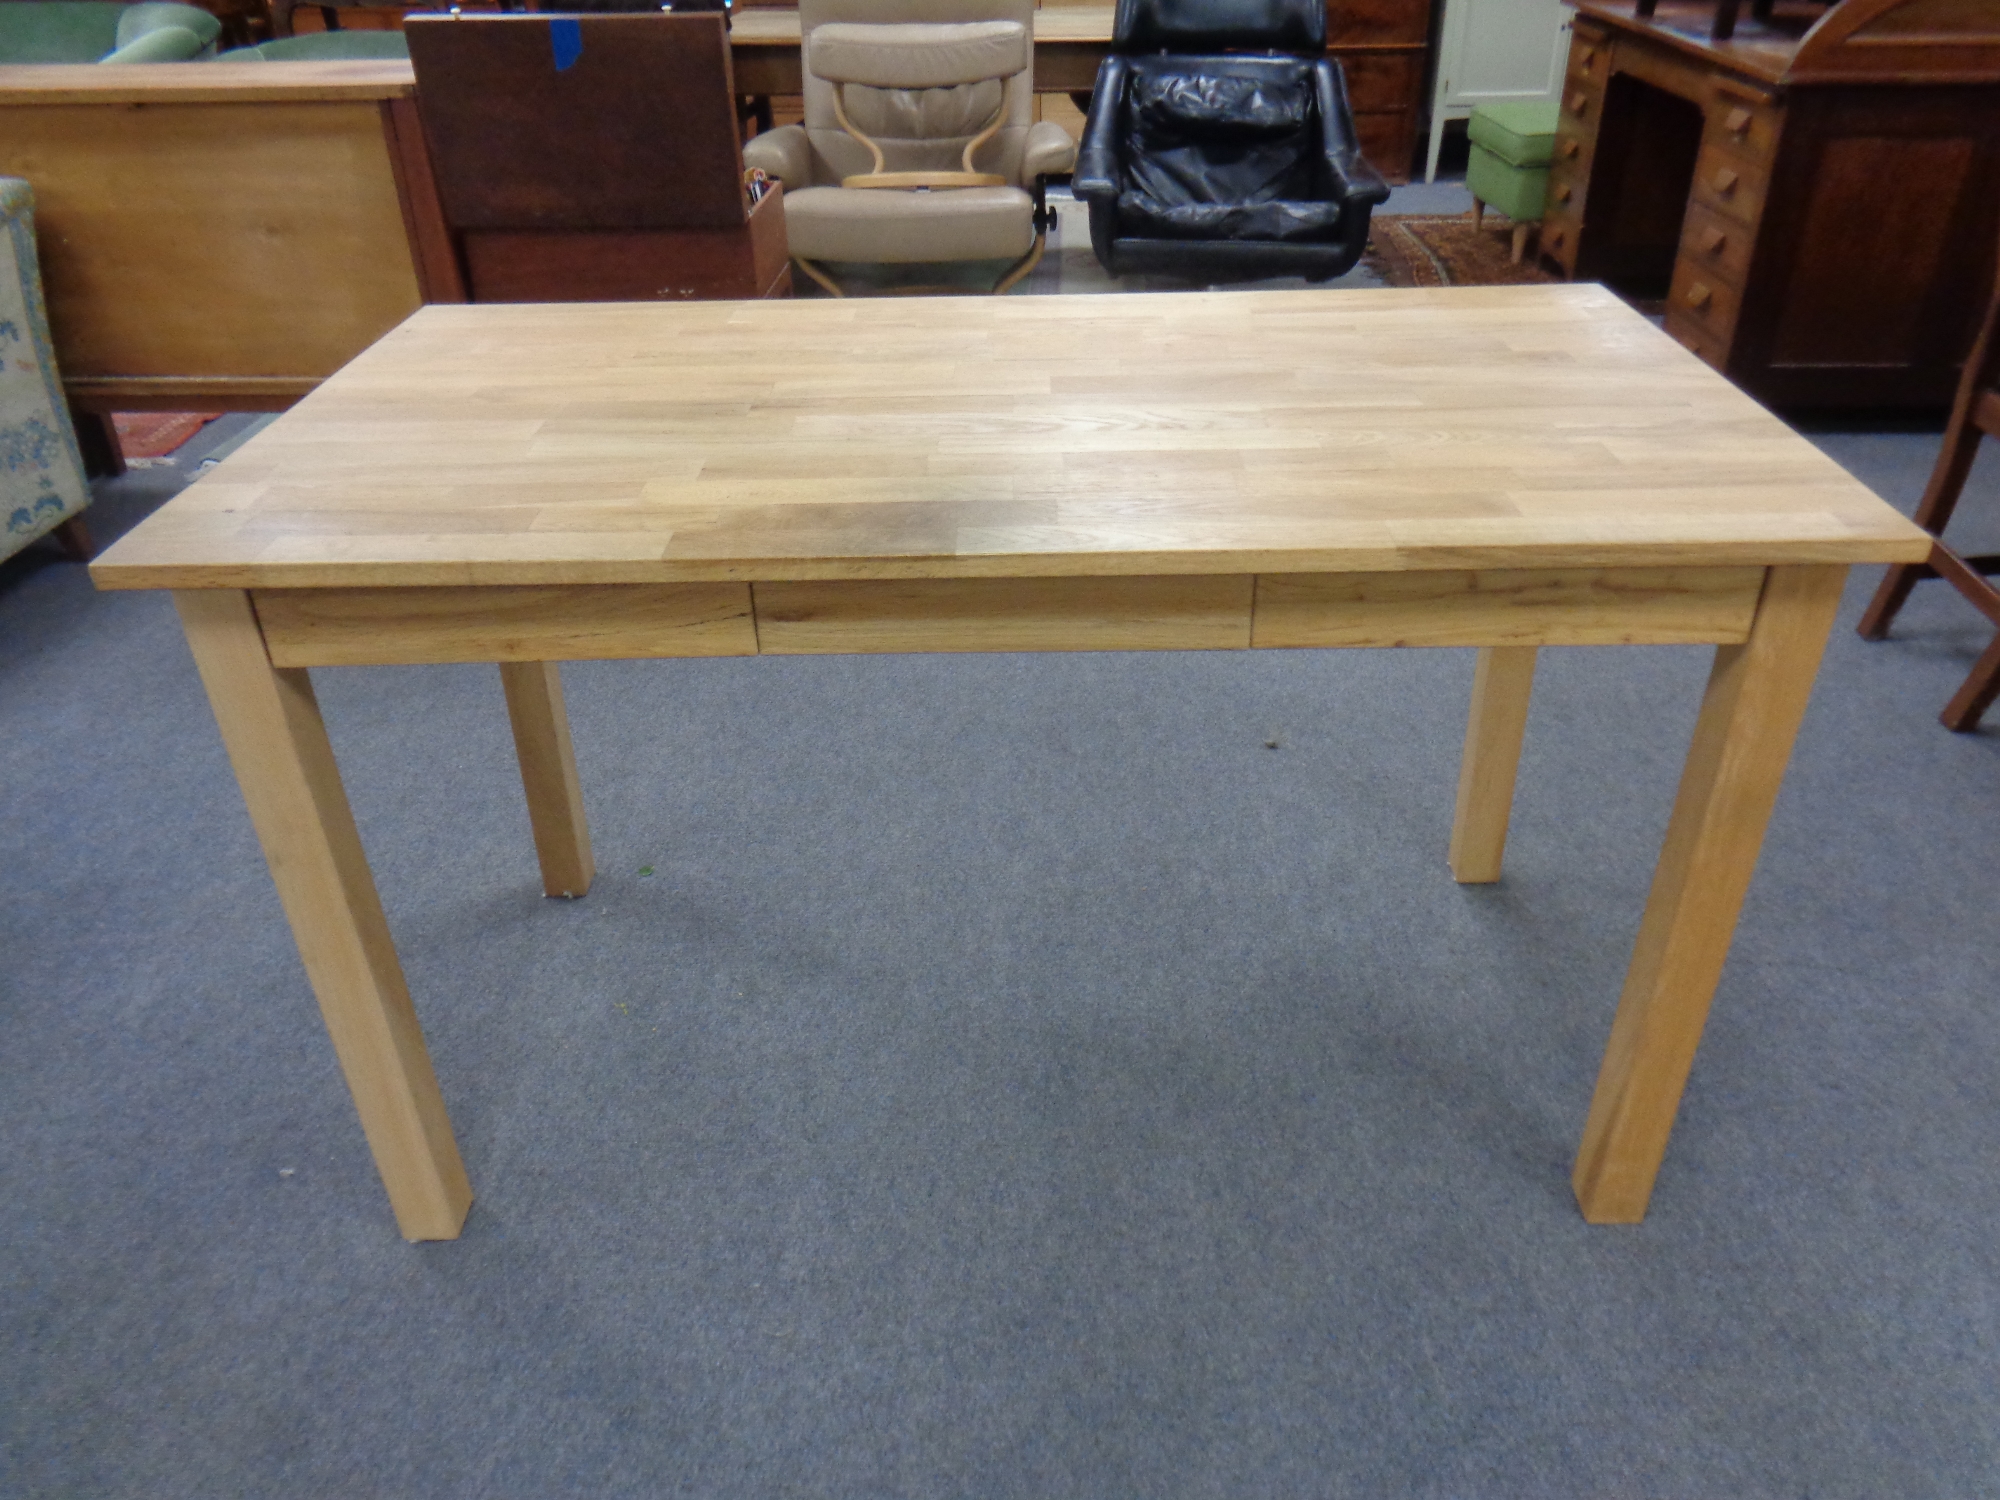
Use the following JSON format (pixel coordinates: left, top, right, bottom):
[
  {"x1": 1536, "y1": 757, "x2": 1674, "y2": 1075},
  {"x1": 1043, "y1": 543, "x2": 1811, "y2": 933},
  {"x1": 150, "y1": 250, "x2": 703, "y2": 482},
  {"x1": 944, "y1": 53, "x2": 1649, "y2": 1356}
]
[{"x1": 90, "y1": 285, "x2": 1929, "y2": 1241}]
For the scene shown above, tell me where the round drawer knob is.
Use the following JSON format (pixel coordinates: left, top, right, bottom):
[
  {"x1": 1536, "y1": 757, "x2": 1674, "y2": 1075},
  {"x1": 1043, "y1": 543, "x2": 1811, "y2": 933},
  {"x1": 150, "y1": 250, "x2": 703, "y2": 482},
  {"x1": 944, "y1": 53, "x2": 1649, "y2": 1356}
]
[
  {"x1": 1561, "y1": 139, "x2": 1581, "y2": 159},
  {"x1": 1687, "y1": 282, "x2": 1713, "y2": 310},
  {"x1": 1555, "y1": 184, "x2": 1574, "y2": 204},
  {"x1": 1712, "y1": 167, "x2": 1740, "y2": 196},
  {"x1": 1726, "y1": 107, "x2": 1753, "y2": 136},
  {"x1": 1699, "y1": 226, "x2": 1727, "y2": 254},
  {"x1": 1569, "y1": 91, "x2": 1590, "y2": 114}
]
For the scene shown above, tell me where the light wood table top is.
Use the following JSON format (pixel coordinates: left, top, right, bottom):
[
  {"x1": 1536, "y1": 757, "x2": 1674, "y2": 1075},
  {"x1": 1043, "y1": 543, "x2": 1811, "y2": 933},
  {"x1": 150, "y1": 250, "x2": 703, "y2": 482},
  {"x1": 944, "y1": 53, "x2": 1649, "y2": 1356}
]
[{"x1": 92, "y1": 285, "x2": 1928, "y2": 593}]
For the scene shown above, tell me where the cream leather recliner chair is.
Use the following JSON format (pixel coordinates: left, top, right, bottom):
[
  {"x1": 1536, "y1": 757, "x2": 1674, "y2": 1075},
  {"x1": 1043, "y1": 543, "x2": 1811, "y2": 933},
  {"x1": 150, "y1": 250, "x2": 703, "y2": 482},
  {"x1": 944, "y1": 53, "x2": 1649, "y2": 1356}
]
[{"x1": 742, "y1": 0, "x2": 1076, "y2": 296}]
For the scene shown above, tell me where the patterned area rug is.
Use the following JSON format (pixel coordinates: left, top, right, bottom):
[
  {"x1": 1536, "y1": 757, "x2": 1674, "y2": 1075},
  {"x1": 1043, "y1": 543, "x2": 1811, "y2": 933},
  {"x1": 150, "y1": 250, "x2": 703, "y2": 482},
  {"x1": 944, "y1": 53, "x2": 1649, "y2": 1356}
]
[
  {"x1": 111, "y1": 412, "x2": 221, "y2": 460},
  {"x1": 1364, "y1": 212, "x2": 1561, "y2": 290}
]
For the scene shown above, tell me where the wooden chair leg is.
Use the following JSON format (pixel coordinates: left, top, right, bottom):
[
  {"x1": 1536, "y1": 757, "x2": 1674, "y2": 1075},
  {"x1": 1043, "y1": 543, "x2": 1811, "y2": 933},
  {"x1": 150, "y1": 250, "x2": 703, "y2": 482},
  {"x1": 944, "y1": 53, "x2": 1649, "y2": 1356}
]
[
  {"x1": 1941, "y1": 629, "x2": 2000, "y2": 732},
  {"x1": 50, "y1": 515, "x2": 94, "y2": 562},
  {"x1": 1510, "y1": 223, "x2": 1531, "y2": 264},
  {"x1": 1472, "y1": 199, "x2": 1485, "y2": 232}
]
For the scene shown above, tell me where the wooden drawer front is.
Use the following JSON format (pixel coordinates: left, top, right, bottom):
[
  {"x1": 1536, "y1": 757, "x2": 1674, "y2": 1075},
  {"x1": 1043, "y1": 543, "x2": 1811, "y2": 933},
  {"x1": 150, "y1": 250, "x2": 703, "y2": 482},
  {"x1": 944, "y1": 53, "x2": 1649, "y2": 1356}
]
[
  {"x1": 1705, "y1": 86, "x2": 1782, "y2": 168},
  {"x1": 1678, "y1": 201, "x2": 1755, "y2": 291},
  {"x1": 1336, "y1": 50, "x2": 1424, "y2": 114},
  {"x1": 1326, "y1": 0, "x2": 1431, "y2": 48},
  {"x1": 1668, "y1": 259, "x2": 1743, "y2": 346},
  {"x1": 1566, "y1": 31, "x2": 1611, "y2": 90},
  {"x1": 1667, "y1": 315, "x2": 1729, "y2": 374},
  {"x1": 1552, "y1": 120, "x2": 1594, "y2": 180},
  {"x1": 1562, "y1": 77, "x2": 1603, "y2": 132},
  {"x1": 1540, "y1": 206, "x2": 1582, "y2": 276},
  {"x1": 1690, "y1": 142, "x2": 1768, "y2": 229},
  {"x1": 1545, "y1": 167, "x2": 1586, "y2": 218},
  {"x1": 1354, "y1": 111, "x2": 1418, "y2": 179}
]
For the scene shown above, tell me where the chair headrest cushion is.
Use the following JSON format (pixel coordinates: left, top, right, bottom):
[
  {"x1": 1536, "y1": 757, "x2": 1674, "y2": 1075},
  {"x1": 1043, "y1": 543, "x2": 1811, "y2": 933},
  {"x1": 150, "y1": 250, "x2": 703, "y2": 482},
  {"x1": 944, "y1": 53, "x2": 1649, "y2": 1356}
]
[
  {"x1": 808, "y1": 20, "x2": 1029, "y2": 89},
  {"x1": 1113, "y1": 0, "x2": 1325, "y2": 55}
]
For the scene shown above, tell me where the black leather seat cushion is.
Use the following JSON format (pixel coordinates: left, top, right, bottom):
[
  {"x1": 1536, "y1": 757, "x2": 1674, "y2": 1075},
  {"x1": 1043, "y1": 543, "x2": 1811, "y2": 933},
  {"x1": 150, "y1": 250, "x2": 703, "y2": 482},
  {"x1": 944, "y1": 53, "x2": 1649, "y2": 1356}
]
[{"x1": 1115, "y1": 57, "x2": 1342, "y2": 243}]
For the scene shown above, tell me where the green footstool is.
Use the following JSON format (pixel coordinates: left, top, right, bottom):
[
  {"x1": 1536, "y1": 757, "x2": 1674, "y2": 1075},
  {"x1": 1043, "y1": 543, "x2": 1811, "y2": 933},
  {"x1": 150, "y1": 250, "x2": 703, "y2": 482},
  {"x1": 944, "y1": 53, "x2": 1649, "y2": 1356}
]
[{"x1": 1465, "y1": 100, "x2": 1561, "y2": 264}]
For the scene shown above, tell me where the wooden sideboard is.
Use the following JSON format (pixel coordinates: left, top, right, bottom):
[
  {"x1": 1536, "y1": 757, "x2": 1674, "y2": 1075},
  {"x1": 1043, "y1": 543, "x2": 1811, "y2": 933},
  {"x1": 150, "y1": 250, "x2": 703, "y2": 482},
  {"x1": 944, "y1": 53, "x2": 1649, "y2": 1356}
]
[
  {"x1": 1541, "y1": 0, "x2": 2000, "y2": 409},
  {"x1": 1328, "y1": 0, "x2": 1434, "y2": 183},
  {"x1": 0, "y1": 63, "x2": 447, "y2": 413}
]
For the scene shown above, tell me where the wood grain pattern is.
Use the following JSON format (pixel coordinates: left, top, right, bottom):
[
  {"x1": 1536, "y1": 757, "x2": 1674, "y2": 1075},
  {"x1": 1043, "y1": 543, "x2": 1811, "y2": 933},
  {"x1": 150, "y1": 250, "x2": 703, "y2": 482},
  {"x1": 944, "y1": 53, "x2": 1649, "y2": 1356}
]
[
  {"x1": 1252, "y1": 566, "x2": 1767, "y2": 647},
  {"x1": 0, "y1": 60, "x2": 416, "y2": 105},
  {"x1": 754, "y1": 575, "x2": 1254, "y2": 654},
  {"x1": 91, "y1": 288, "x2": 1929, "y2": 593},
  {"x1": 1571, "y1": 563, "x2": 1847, "y2": 1223},
  {"x1": 255, "y1": 584, "x2": 757, "y2": 666},
  {"x1": 499, "y1": 661, "x2": 594, "y2": 900},
  {"x1": 174, "y1": 589, "x2": 472, "y2": 1241},
  {"x1": 1449, "y1": 645, "x2": 1539, "y2": 883},
  {"x1": 3, "y1": 98, "x2": 422, "y2": 387}
]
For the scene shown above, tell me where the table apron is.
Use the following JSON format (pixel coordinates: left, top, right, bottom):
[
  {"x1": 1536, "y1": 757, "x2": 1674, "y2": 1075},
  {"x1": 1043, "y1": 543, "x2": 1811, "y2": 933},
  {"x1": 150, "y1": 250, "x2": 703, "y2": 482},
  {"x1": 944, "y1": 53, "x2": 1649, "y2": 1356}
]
[{"x1": 250, "y1": 566, "x2": 1767, "y2": 667}]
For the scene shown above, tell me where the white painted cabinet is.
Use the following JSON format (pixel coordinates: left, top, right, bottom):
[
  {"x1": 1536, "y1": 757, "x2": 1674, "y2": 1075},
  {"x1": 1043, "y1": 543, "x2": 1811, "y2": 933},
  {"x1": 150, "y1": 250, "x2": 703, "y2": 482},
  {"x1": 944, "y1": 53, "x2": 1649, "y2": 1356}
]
[{"x1": 1424, "y1": 0, "x2": 1575, "y2": 182}]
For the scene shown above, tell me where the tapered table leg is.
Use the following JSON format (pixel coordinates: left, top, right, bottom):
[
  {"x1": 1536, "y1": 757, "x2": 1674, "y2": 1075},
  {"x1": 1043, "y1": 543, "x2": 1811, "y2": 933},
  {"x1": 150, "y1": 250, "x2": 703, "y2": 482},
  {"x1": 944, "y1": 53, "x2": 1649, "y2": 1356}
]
[
  {"x1": 175, "y1": 590, "x2": 473, "y2": 1241},
  {"x1": 1572, "y1": 565, "x2": 1847, "y2": 1223},
  {"x1": 1450, "y1": 646, "x2": 1538, "y2": 883},
  {"x1": 499, "y1": 661, "x2": 594, "y2": 899}
]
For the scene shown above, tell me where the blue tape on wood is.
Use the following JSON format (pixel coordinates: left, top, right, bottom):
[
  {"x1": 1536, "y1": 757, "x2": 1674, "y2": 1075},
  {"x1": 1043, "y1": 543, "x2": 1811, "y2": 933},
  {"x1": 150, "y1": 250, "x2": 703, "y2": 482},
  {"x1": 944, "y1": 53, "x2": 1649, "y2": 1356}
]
[{"x1": 549, "y1": 17, "x2": 583, "y2": 71}]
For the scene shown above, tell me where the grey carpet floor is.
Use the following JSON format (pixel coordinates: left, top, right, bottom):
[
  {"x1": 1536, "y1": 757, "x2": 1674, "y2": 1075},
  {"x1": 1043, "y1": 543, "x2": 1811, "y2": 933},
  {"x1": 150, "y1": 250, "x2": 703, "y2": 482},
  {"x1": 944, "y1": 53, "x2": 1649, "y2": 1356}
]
[{"x1": 4, "y1": 380, "x2": 1999, "y2": 1494}]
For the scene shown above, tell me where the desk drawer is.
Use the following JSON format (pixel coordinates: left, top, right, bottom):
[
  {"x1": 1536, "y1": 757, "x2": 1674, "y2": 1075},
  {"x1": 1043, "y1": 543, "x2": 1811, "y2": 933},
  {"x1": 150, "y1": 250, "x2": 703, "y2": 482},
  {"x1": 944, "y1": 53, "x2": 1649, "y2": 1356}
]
[
  {"x1": 1551, "y1": 123, "x2": 1594, "y2": 190},
  {"x1": 1690, "y1": 142, "x2": 1768, "y2": 229},
  {"x1": 1668, "y1": 258, "x2": 1743, "y2": 347},
  {"x1": 1705, "y1": 84, "x2": 1782, "y2": 168},
  {"x1": 1667, "y1": 313, "x2": 1730, "y2": 374},
  {"x1": 1338, "y1": 50, "x2": 1423, "y2": 115},
  {"x1": 1540, "y1": 205, "x2": 1583, "y2": 276},
  {"x1": 1566, "y1": 30, "x2": 1611, "y2": 91},
  {"x1": 1561, "y1": 78, "x2": 1602, "y2": 132},
  {"x1": 1678, "y1": 201, "x2": 1755, "y2": 291}
]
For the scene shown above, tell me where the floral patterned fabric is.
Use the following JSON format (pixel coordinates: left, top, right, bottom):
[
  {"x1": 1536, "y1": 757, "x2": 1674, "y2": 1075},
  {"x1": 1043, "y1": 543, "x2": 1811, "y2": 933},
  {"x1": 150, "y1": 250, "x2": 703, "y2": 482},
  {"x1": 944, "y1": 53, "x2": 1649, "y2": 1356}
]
[{"x1": 1, "y1": 177, "x2": 90, "y2": 563}]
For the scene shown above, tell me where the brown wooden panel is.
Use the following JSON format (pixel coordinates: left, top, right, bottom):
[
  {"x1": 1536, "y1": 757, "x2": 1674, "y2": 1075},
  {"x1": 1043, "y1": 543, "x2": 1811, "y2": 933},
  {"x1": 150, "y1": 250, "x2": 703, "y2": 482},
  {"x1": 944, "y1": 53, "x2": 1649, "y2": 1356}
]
[
  {"x1": 755, "y1": 576, "x2": 1255, "y2": 654},
  {"x1": 1765, "y1": 128, "x2": 1978, "y2": 368},
  {"x1": 1326, "y1": 0, "x2": 1430, "y2": 48},
  {"x1": 1353, "y1": 110, "x2": 1417, "y2": 182},
  {"x1": 462, "y1": 185, "x2": 787, "y2": 302},
  {"x1": 405, "y1": 12, "x2": 746, "y2": 231},
  {"x1": 1253, "y1": 568, "x2": 1766, "y2": 648},
  {"x1": 1337, "y1": 49, "x2": 1423, "y2": 113},
  {"x1": 255, "y1": 583, "x2": 758, "y2": 665},
  {"x1": 2, "y1": 99, "x2": 421, "y2": 386}
]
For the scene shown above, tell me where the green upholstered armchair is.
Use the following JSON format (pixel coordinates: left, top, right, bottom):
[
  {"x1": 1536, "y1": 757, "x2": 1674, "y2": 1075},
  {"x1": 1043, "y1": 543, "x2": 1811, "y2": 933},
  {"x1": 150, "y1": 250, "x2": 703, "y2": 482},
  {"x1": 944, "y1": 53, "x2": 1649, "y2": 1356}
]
[
  {"x1": 218, "y1": 30, "x2": 408, "y2": 59},
  {"x1": 0, "y1": 179, "x2": 92, "y2": 567},
  {"x1": 0, "y1": 2, "x2": 222, "y2": 63}
]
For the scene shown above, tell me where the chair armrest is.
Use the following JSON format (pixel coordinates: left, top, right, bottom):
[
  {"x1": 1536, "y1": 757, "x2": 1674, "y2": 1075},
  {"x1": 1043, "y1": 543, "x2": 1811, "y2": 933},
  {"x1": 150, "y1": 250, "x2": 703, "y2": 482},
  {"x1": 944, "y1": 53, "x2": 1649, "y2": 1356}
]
[
  {"x1": 1021, "y1": 119, "x2": 1076, "y2": 182},
  {"x1": 118, "y1": 2, "x2": 222, "y2": 50},
  {"x1": 742, "y1": 125, "x2": 813, "y2": 193},
  {"x1": 1072, "y1": 56, "x2": 1128, "y2": 203},
  {"x1": 101, "y1": 25, "x2": 206, "y2": 63},
  {"x1": 1313, "y1": 60, "x2": 1390, "y2": 209}
]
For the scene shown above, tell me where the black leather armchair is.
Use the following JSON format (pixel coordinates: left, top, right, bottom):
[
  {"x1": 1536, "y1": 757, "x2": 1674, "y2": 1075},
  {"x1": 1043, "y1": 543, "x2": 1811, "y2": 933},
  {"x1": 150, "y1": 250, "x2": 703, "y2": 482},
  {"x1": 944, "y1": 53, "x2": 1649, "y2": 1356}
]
[{"x1": 1072, "y1": 0, "x2": 1390, "y2": 283}]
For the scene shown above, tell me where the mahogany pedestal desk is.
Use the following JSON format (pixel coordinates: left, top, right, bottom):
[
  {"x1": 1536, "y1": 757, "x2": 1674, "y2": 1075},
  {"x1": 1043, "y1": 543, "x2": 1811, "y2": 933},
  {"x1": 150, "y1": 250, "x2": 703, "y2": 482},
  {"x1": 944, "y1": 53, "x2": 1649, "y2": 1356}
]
[
  {"x1": 91, "y1": 286, "x2": 1928, "y2": 1241},
  {"x1": 1542, "y1": 0, "x2": 2000, "y2": 411}
]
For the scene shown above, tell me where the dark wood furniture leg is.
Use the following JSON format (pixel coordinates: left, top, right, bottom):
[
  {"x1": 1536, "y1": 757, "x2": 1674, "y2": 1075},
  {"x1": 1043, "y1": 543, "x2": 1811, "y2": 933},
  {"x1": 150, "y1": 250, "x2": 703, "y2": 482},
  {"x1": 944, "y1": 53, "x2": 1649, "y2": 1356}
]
[
  {"x1": 70, "y1": 407, "x2": 125, "y2": 479},
  {"x1": 1857, "y1": 253, "x2": 2000, "y2": 730},
  {"x1": 51, "y1": 516, "x2": 94, "y2": 562}
]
